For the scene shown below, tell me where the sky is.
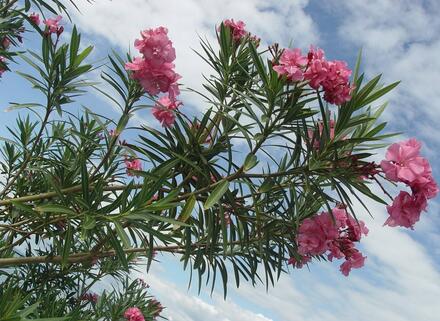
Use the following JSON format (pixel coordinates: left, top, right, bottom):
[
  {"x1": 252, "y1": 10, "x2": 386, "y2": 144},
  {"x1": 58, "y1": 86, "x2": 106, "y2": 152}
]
[{"x1": 2, "y1": 0, "x2": 440, "y2": 320}]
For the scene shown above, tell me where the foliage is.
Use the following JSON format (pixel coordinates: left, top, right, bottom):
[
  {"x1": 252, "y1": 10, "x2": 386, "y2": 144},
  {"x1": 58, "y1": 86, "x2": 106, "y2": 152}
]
[{"x1": 0, "y1": 0, "x2": 436, "y2": 320}]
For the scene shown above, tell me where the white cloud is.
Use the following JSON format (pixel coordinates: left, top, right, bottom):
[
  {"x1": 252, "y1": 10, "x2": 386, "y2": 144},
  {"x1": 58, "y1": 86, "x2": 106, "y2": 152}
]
[
  {"x1": 134, "y1": 263, "x2": 275, "y2": 321},
  {"x1": 71, "y1": 0, "x2": 319, "y2": 113},
  {"x1": 329, "y1": 0, "x2": 440, "y2": 147}
]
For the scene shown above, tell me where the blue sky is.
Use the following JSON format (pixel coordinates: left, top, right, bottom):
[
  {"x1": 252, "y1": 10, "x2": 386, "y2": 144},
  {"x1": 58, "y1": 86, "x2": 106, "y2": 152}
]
[{"x1": 1, "y1": 1, "x2": 440, "y2": 320}]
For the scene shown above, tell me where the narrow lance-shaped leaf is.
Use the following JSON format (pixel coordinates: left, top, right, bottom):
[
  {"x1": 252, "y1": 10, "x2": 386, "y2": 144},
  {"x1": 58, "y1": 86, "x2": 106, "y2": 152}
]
[
  {"x1": 204, "y1": 180, "x2": 230, "y2": 210},
  {"x1": 243, "y1": 153, "x2": 258, "y2": 172},
  {"x1": 178, "y1": 195, "x2": 197, "y2": 223}
]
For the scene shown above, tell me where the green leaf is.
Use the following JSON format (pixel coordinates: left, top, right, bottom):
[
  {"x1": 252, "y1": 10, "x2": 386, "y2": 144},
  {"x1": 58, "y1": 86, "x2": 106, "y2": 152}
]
[
  {"x1": 61, "y1": 225, "x2": 73, "y2": 268},
  {"x1": 73, "y1": 46, "x2": 93, "y2": 68},
  {"x1": 352, "y1": 48, "x2": 362, "y2": 85},
  {"x1": 24, "y1": 317, "x2": 71, "y2": 321},
  {"x1": 18, "y1": 303, "x2": 38, "y2": 317},
  {"x1": 34, "y1": 204, "x2": 76, "y2": 216},
  {"x1": 178, "y1": 195, "x2": 196, "y2": 223},
  {"x1": 108, "y1": 227, "x2": 129, "y2": 269},
  {"x1": 204, "y1": 180, "x2": 230, "y2": 210},
  {"x1": 358, "y1": 81, "x2": 400, "y2": 108},
  {"x1": 145, "y1": 214, "x2": 190, "y2": 227},
  {"x1": 82, "y1": 215, "x2": 96, "y2": 230},
  {"x1": 114, "y1": 222, "x2": 131, "y2": 249},
  {"x1": 11, "y1": 201, "x2": 35, "y2": 214},
  {"x1": 243, "y1": 153, "x2": 258, "y2": 172},
  {"x1": 259, "y1": 178, "x2": 274, "y2": 193}
]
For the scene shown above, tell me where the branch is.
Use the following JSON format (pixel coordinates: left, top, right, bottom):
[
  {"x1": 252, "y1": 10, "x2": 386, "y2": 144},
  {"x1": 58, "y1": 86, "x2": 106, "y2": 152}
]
[
  {"x1": 0, "y1": 168, "x2": 306, "y2": 206},
  {"x1": 0, "y1": 183, "x2": 143, "y2": 206},
  {"x1": 0, "y1": 239, "x2": 257, "y2": 267}
]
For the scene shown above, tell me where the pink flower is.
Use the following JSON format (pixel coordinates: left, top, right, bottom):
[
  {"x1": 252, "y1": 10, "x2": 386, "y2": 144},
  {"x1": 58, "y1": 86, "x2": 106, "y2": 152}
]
[
  {"x1": 297, "y1": 216, "x2": 329, "y2": 256},
  {"x1": 321, "y1": 60, "x2": 353, "y2": 105},
  {"x1": 297, "y1": 209, "x2": 346, "y2": 256},
  {"x1": 135, "y1": 27, "x2": 176, "y2": 68},
  {"x1": 152, "y1": 95, "x2": 182, "y2": 127},
  {"x1": 125, "y1": 58, "x2": 181, "y2": 97},
  {"x1": 140, "y1": 65, "x2": 180, "y2": 97},
  {"x1": 43, "y1": 15, "x2": 62, "y2": 34},
  {"x1": 304, "y1": 46, "x2": 353, "y2": 105},
  {"x1": 296, "y1": 207, "x2": 368, "y2": 276},
  {"x1": 381, "y1": 139, "x2": 438, "y2": 229},
  {"x1": 346, "y1": 214, "x2": 369, "y2": 242},
  {"x1": 124, "y1": 307, "x2": 145, "y2": 321},
  {"x1": 168, "y1": 82, "x2": 180, "y2": 101},
  {"x1": 385, "y1": 191, "x2": 427, "y2": 229},
  {"x1": 125, "y1": 159, "x2": 142, "y2": 176},
  {"x1": 222, "y1": 19, "x2": 247, "y2": 41},
  {"x1": 327, "y1": 240, "x2": 347, "y2": 261},
  {"x1": 0, "y1": 56, "x2": 6, "y2": 77},
  {"x1": 2, "y1": 37, "x2": 10, "y2": 50},
  {"x1": 304, "y1": 46, "x2": 328, "y2": 89},
  {"x1": 29, "y1": 13, "x2": 40, "y2": 25},
  {"x1": 126, "y1": 27, "x2": 181, "y2": 99},
  {"x1": 412, "y1": 176, "x2": 439, "y2": 200},
  {"x1": 339, "y1": 250, "x2": 366, "y2": 276},
  {"x1": 318, "y1": 119, "x2": 336, "y2": 140},
  {"x1": 273, "y1": 48, "x2": 308, "y2": 82},
  {"x1": 380, "y1": 139, "x2": 427, "y2": 184}
]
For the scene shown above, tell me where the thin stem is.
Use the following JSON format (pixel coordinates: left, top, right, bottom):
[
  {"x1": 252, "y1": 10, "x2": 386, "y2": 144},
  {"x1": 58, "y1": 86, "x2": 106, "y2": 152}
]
[
  {"x1": 0, "y1": 183, "x2": 143, "y2": 206},
  {"x1": 0, "y1": 238, "x2": 259, "y2": 267},
  {"x1": 0, "y1": 168, "x2": 307, "y2": 206}
]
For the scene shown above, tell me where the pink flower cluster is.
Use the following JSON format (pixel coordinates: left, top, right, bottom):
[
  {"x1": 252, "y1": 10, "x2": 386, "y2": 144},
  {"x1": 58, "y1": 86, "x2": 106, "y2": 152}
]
[
  {"x1": 29, "y1": 13, "x2": 40, "y2": 25},
  {"x1": 273, "y1": 48, "x2": 308, "y2": 82},
  {"x1": 124, "y1": 307, "x2": 145, "y2": 321},
  {"x1": 220, "y1": 19, "x2": 260, "y2": 44},
  {"x1": 43, "y1": 15, "x2": 63, "y2": 36},
  {"x1": 125, "y1": 27, "x2": 182, "y2": 126},
  {"x1": 152, "y1": 95, "x2": 182, "y2": 127},
  {"x1": 2, "y1": 37, "x2": 10, "y2": 50},
  {"x1": 273, "y1": 46, "x2": 353, "y2": 105},
  {"x1": 305, "y1": 47, "x2": 353, "y2": 105},
  {"x1": 125, "y1": 27, "x2": 180, "y2": 98},
  {"x1": 222, "y1": 19, "x2": 247, "y2": 42},
  {"x1": 294, "y1": 207, "x2": 368, "y2": 276},
  {"x1": 0, "y1": 13, "x2": 42, "y2": 80},
  {"x1": 124, "y1": 158, "x2": 142, "y2": 176},
  {"x1": 381, "y1": 139, "x2": 438, "y2": 228}
]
